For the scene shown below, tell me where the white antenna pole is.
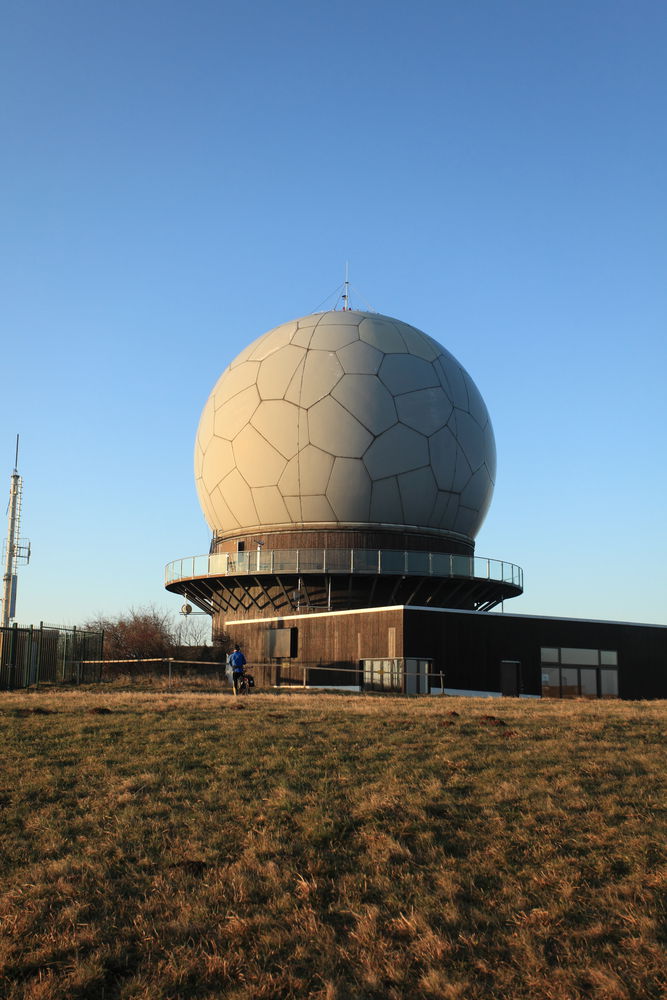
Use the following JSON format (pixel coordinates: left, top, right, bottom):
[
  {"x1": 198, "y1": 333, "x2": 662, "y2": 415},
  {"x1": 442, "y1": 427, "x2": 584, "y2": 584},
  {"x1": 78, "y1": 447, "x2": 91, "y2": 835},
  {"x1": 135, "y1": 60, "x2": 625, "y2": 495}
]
[{"x1": 342, "y1": 261, "x2": 350, "y2": 311}]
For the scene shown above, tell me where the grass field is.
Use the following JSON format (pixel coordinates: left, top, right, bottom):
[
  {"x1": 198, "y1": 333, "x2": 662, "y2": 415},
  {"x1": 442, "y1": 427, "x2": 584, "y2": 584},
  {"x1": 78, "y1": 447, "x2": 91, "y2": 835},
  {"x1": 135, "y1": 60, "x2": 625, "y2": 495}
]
[{"x1": 0, "y1": 688, "x2": 665, "y2": 1000}]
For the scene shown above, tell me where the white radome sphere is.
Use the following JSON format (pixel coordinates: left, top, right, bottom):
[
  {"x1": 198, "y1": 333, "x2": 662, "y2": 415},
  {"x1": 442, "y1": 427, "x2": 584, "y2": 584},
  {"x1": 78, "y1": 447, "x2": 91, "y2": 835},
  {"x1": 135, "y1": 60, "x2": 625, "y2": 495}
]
[{"x1": 195, "y1": 311, "x2": 496, "y2": 541}]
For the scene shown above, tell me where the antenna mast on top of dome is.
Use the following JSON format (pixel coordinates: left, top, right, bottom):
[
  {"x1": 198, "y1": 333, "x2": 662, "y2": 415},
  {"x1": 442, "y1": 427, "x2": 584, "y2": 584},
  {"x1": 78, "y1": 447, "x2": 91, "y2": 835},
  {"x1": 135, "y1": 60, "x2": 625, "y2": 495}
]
[
  {"x1": 312, "y1": 270, "x2": 376, "y2": 314},
  {"x1": 342, "y1": 261, "x2": 350, "y2": 310},
  {"x1": 1, "y1": 435, "x2": 31, "y2": 628}
]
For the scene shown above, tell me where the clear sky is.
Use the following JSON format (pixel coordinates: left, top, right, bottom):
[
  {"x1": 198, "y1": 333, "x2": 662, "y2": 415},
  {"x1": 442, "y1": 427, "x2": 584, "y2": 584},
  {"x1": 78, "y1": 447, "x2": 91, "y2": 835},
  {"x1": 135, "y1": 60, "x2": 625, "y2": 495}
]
[{"x1": 2, "y1": 0, "x2": 666, "y2": 630}]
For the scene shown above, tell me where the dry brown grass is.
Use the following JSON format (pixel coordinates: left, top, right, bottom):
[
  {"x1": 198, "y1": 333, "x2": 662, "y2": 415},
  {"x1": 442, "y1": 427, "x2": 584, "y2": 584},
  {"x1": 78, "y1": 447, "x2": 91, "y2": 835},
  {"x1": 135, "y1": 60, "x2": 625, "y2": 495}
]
[{"x1": 0, "y1": 689, "x2": 665, "y2": 999}]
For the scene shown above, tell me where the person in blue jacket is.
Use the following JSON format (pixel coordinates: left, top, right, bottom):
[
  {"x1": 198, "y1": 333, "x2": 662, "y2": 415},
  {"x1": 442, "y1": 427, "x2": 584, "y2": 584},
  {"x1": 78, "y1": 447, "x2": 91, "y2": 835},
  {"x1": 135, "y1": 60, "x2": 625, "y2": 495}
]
[{"x1": 228, "y1": 644, "x2": 246, "y2": 695}]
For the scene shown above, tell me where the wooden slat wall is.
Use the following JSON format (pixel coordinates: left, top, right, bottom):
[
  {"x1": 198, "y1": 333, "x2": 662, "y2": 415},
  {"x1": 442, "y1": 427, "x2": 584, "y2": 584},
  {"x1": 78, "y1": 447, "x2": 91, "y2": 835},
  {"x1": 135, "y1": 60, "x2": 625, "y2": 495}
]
[
  {"x1": 212, "y1": 528, "x2": 473, "y2": 556},
  {"x1": 227, "y1": 608, "x2": 405, "y2": 688}
]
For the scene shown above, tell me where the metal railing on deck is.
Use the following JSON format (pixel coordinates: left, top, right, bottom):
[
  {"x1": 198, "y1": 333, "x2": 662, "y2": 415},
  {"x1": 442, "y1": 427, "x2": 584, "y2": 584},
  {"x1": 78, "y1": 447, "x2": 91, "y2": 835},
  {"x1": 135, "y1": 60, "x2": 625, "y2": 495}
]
[{"x1": 165, "y1": 548, "x2": 523, "y2": 590}]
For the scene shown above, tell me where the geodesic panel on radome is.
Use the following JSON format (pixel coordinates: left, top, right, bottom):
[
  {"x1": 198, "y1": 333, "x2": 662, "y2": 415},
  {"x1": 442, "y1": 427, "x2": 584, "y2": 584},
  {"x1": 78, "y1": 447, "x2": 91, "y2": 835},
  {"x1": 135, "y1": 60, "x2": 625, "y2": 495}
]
[
  {"x1": 194, "y1": 310, "x2": 496, "y2": 540},
  {"x1": 378, "y1": 353, "x2": 440, "y2": 396},
  {"x1": 435, "y1": 356, "x2": 469, "y2": 410},
  {"x1": 359, "y1": 316, "x2": 408, "y2": 353},
  {"x1": 233, "y1": 425, "x2": 287, "y2": 488},
  {"x1": 201, "y1": 436, "x2": 234, "y2": 493},
  {"x1": 461, "y1": 467, "x2": 494, "y2": 517},
  {"x1": 291, "y1": 445, "x2": 334, "y2": 496},
  {"x1": 453, "y1": 410, "x2": 487, "y2": 474},
  {"x1": 248, "y1": 321, "x2": 297, "y2": 362},
  {"x1": 308, "y1": 396, "x2": 373, "y2": 457},
  {"x1": 252, "y1": 485, "x2": 291, "y2": 526},
  {"x1": 428, "y1": 427, "x2": 460, "y2": 492},
  {"x1": 462, "y1": 371, "x2": 490, "y2": 428},
  {"x1": 220, "y1": 469, "x2": 258, "y2": 526},
  {"x1": 327, "y1": 458, "x2": 372, "y2": 522},
  {"x1": 398, "y1": 466, "x2": 438, "y2": 526},
  {"x1": 291, "y1": 323, "x2": 317, "y2": 348},
  {"x1": 332, "y1": 374, "x2": 397, "y2": 436},
  {"x1": 207, "y1": 485, "x2": 239, "y2": 531},
  {"x1": 370, "y1": 475, "x2": 404, "y2": 524},
  {"x1": 296, "y1": 351, "x2": 343, "y2": 408},
  {"x1": 309, "y1": 314, "x2": 360, "y2": 351},
  {"x1": 214, "y1": 361, "x2": 260, "y2": 403},
  {"x1": 396, "y1": 324, "x2": 442, "y2": 361},
  {"x1": 251, "y1": 400, "x2": 301, "y2": 460},
  {"x1": 301, "y1": 494, "x2": 337, "y2": 522},
  {"x1": 196, "y1": 402, "x2": 215, "y2": 454},
  {"x1": 396, "y1": 387, "x2": 453, "y2": 436},
  {"x1": 213, "y1": 385, "x2": 260, "y2": 440},
  {"x1": 277, "y1": 454, "x2": 300, "y2": 496},
  {"x1": 363, "y1": 424, "x2": 429, "y2": 479},
  {"x1": 431, "y1": 490, "x2": 460, "y2": 526},
  {"x1": 256, "y1": 345, "x2": 305, "y2": 400},
  {"x1": 337, "y1": 339, "x2": 383, "y2": 374},
  {"x1": 454, "y1": 505, "x2": 480, "y2": 538}
]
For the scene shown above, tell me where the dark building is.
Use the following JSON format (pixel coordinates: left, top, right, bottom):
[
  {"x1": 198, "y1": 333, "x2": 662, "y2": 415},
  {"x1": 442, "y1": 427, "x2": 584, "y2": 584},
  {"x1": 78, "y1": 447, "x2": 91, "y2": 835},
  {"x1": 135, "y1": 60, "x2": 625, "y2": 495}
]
[{"x1": 195, "y1": 604, "x2": 665, "y2": 700}]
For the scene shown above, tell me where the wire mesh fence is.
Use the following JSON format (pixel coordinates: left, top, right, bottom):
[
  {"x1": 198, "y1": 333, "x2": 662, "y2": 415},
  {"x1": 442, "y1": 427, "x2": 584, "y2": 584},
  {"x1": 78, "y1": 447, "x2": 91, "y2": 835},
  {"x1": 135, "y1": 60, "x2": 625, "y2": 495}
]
[
  {"x1": 96, "y1": 658, "x2": 229, "y2": 686},
  {"x1": 76, "y1": 657, "x2": 446, "y2": 694},
  {"x1": 0, "y1": 623, "x2": 104, "y2": 690}
]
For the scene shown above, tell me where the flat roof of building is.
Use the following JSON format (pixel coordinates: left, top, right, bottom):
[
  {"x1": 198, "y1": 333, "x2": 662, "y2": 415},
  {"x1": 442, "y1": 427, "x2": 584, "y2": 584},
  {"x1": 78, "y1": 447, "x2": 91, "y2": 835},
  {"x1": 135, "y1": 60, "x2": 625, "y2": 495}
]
[{"x1": 226, "y1": 604, "x2": 666, "y2": 631}]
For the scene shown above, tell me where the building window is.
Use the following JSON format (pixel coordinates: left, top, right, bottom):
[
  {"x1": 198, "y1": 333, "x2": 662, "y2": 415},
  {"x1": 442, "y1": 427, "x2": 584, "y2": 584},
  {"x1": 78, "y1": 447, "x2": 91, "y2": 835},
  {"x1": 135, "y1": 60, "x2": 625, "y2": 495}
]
[
  {"x1": 362, "y1": 658, "x2": 431, "y2": 694},
  {"x1": 362, "y1": 658, "x2": 403, "y2": 692},
  {"x1": 579, "y1": 668, "x2": 597, "y2": 699},
  {"x1": 600, "y1": 669, "x2": 619, "y2": 698},
  {"x1": 561, "y1": 647, "x2": 599, "y2": 666},
  {"x1": 560, "y1": 667, "x2": 579, "y2": 698},
  {"x1": 541, "y1": 666, "x2": 560, "y2": 697},
  {"x1": 539, "y1": 647, "x2": 619, "y2": 699}
]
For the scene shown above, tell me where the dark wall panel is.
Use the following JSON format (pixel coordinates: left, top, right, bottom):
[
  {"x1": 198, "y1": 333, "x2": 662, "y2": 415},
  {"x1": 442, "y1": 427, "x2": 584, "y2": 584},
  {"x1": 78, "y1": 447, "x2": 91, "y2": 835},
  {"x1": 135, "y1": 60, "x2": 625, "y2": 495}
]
[{"x1": 404, "y1": 609, "x2": 667, "y2": 699}]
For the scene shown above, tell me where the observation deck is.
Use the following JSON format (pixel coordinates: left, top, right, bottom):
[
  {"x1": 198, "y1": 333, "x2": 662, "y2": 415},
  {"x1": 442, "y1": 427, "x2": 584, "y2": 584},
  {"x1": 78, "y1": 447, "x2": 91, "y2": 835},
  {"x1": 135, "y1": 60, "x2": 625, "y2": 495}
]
[{"x1": 165, "y1": 547, "x2": 523, "y2": 617}]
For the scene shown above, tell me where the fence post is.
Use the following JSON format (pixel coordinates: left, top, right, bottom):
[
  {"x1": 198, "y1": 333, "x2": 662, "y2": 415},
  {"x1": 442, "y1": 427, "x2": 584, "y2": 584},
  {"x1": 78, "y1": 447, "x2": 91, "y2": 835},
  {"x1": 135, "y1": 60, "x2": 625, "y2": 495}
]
[
  {"x1": 303, "y1": 663, "x2": 307, "y2": 688},
  {"x1": 12, "y1": 622, "x2": 18, "y2": 686},
  {"x1": 440, "y1": 671, "x2": 445, "y2": 695},
  {"x1": 9, "y1": 623, "x2": 17, "y2": 691},
  {"x1": 29, "y1": 624, "x2": 34, "y2": 689},
  {"x1": 168, "y1": 658, "x2": 172, "y2": 688},
  {"x1": 36, "y1": 622, "x2": 43, "y2": 689}
]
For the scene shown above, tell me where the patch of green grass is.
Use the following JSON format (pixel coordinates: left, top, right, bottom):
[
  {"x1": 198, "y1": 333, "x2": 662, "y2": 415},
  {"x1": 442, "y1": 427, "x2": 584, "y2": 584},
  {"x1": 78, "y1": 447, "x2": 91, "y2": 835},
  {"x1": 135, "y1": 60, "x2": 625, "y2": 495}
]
[{"x1": 0, "y1": 690, "x2": 665, "y2": 999}]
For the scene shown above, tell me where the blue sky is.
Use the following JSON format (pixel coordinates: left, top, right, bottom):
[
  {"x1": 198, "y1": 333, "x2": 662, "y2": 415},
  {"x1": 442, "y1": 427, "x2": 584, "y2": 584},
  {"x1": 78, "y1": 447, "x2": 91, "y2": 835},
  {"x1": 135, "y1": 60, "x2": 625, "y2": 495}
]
[{"x1": 2, "y1": 0, "x2": 666, "y2": 629}]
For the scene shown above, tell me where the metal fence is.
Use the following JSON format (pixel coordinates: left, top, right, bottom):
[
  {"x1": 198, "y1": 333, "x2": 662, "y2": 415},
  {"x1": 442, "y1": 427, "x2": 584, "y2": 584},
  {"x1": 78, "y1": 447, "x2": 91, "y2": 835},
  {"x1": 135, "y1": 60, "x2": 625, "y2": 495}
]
[
  {"x1": 77, "y1": 657, "x2": 446, "y2": 694},
  {"x1": 93, "y1": 658, "x2": 229, "y2": 686},
  {"x1": 82, "y1": 658, "x2": 360, "y2": 688},
  {"x1": 0, "y1": 623, "x2": 104, "y2": 690}
]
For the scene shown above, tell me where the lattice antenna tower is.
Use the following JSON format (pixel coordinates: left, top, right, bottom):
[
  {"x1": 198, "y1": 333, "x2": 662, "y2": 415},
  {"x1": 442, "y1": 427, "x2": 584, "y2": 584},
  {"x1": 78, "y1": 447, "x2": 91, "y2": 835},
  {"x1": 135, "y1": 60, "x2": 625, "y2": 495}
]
[{"x1": 1, "y1": 436, "x2": 31, "y2": 628}]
